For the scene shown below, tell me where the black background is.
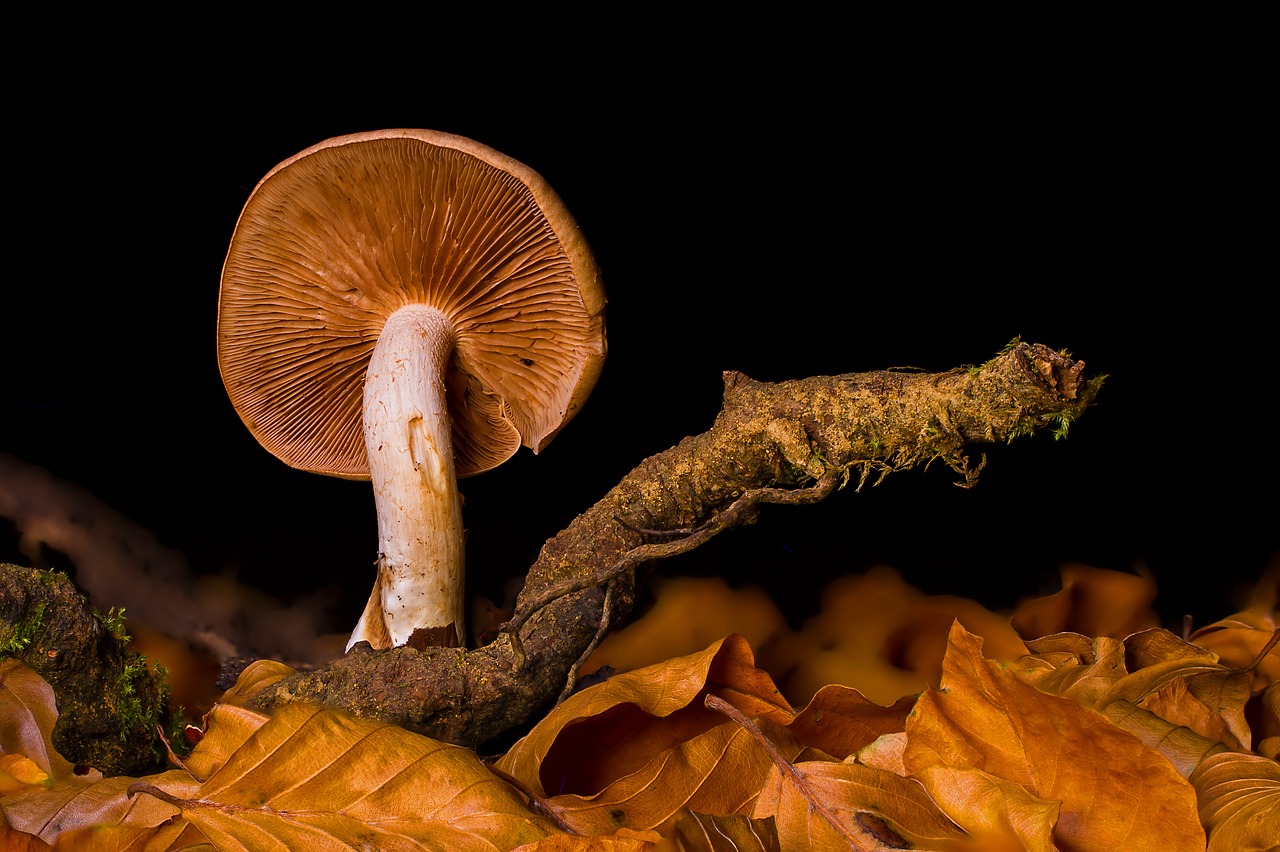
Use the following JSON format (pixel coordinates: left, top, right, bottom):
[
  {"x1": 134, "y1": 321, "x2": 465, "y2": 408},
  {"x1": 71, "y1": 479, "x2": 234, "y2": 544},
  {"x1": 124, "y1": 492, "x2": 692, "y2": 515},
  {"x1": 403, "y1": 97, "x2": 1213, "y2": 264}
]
[{"x1": 4, "y1": 34, "x2": 1273, "y2": 644}]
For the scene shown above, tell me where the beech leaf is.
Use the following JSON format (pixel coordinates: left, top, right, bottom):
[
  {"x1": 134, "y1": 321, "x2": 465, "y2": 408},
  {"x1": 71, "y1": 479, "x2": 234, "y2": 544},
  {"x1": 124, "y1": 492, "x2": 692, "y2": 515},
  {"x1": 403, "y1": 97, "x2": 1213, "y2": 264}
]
[
  {"x1": 666, "y1": 809, "x2": 780, "y2": 851},
  {"x1": 1190, "y1": 750, "x2": 1280, "y2": 852},
  {"x1": 751, "y1": 758, "x2": 969, "y2": 850},
  {"x1": 0, "y1": 661, "x2": 82, "y2": 783},
  {"x1": 905, "y1": 622, "x2": 1206, "y2": 850},
  {"x1": 784, "y1": 684, "x2": 913, "y2": 760},
  {"x1": 914, "y1": 764, "x2": 1058, "y2": 852},
  {"x1": 497, "y1": 635, "x2": 797, "y2": 835}
]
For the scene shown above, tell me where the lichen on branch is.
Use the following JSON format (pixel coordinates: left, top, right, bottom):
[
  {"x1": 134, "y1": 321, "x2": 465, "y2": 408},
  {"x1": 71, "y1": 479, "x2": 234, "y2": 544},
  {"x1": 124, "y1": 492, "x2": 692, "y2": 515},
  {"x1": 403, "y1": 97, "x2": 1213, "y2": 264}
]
[{"x1": 242, "y1": 339, "x2": 1100, "y2": 746}]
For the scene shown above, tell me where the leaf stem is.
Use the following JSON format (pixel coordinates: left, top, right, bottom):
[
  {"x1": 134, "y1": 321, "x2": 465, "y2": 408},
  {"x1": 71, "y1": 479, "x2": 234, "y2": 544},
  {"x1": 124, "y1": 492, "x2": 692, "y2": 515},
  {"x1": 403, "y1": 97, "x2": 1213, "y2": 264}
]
[{"x1": 703, "y1": 693, "x2": 870, "y2": 850}]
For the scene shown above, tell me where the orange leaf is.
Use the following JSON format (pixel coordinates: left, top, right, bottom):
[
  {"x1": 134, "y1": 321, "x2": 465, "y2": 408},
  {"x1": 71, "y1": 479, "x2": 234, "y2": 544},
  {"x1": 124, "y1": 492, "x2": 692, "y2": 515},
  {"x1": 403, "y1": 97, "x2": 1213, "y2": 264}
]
[
  {"x1": 904, "y1": 622, "x2": 1206, "y2": 850},
  {"x1": 0, "y1": 811, "x2": 51, "y2": 852},
  {"x1": 785, "y1": 684, "x2": 913, "y2": 760},
  {"x1": 1011, "y1": 563, "x2": 1160, "y2": 641},
  {"x1": 214, "y1": 659, "x2": 297, "y2": 709},
  {"x1": 0, "y1": 662, "x2": 82, "y2": 783},
  {"x1": 781, "y1": 567, "x2": 1028, "y2": 707},
  {"x1": 497, "y1": 635, "x2": 796, "y2": 835},
  {"x1": 1191, "y1": 609, "x2": 1280, "y2": 692},
  {"x1": 665, "y1": 809, "x2": 779, "y2": 851},
  {"x1": 752, "y1": 758, "x2": 969, "y2": 850},
  {"x1": 914, "y1": 765, "x2": 1059, "y2": 852},
  {"x1": 581, "y1": 577, "x2": 793, "y2": 680},
  {"x1": 1140, "y1": 677, "x2": 1248, "y2": 753},
  {"x1": 1190, "y1": 750, "x2": 1280, "y2": 852}
]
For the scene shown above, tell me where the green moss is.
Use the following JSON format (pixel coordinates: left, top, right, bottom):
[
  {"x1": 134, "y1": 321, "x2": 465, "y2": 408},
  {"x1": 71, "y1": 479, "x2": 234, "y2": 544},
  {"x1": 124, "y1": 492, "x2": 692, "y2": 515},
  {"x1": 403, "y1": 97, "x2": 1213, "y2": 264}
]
[
  {"x1": 0, "y1": 600, "x2": 48, "y2": 654},
  {"x1": 96, "y1": 606, "x2": 131, "y2": 643}
]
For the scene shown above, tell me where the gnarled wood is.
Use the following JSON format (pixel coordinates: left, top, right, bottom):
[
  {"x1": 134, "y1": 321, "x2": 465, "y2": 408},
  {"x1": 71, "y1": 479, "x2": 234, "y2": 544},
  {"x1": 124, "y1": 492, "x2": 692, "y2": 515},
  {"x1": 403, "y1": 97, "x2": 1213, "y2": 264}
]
[{"x1": 242, "y1": 340, "x2": 1099, "y2": 745}]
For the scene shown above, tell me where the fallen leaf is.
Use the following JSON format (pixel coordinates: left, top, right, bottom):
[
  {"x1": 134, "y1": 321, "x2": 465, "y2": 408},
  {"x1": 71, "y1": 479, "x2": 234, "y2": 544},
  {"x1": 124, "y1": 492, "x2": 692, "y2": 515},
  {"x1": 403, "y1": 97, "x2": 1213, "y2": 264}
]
[
  {"x1": 0, "y1": 754, "x2": 48, "y2": 794},
  {"x1": 1191, "y1": 609, "x2": 1280, "y2": 692},
  {"x1": 11, "y1": 701, "x2": 558, "y2": 849},
  {"x1": 905, "y1": 622, "x2": 1206, "y2": 850},
  {"x1": 1011, "y1": 563, "x2": 1160, "y2": 640},
  {"x1": 1190, "y1": 750, "x2": 1280, "y2": 852},
  {"x1": 784, "y1": 684, "x2": 913, "y2": 760},
  {"x1": 855, "y1": 732, "x2": 908, "y2": 778},
  {"x1": 214, "y1": 659, "x2": 296, "y2": 709},
  {"x1": 781, "y1": 567, "x2": 1028, "y2": 707},
  {"x1": 0, "y1": 811, "x2": 51, "y2": 852},
  {"x1": 2, "y1": 770, "x2": 191, "y2": 844},
  {"x1": 582, "y1": 578, "x2": 793, "y2": 682},
  {"x1": 914, "y1": 765, "x2": 1058, "y2": 852},
  {"x1": 498, "y1": 635, "x2": 797, "y2": 835},
  {"x1": 1015, "y1": 632, "x2": 1130, "y2": 707},
  {"x1": 666, "y1": 809, "x2": 779, "y2": 851},
  {"x1": 1140, "y1": 677, "x2": 1248, "y2": 753},
  {"x1": 511, "y1": 831, "x2": 663, "y2": 851},
  {"x1": 752, "y1": 758, "x2": 969, "y2": 850},
  {"x1": 1100, "y1": 699, "x2": 1227, "y2": 778},
  {"x1": 178, "y1": 704, "x2": 271, "y2": 782},
  {"x1": 0, "y1": 661, "x2": 82, "y2": 783}
]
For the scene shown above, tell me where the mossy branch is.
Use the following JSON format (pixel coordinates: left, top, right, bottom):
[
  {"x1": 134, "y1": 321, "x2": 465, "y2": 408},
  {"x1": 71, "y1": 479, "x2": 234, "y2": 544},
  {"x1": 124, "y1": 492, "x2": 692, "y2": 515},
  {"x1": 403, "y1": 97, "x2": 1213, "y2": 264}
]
[
  {"x1": 239, "y1": 340, "x2": 1100, "y2": 745},
  {"x1": 0, "y1": 565, "x2": 173, "y2": 776}
]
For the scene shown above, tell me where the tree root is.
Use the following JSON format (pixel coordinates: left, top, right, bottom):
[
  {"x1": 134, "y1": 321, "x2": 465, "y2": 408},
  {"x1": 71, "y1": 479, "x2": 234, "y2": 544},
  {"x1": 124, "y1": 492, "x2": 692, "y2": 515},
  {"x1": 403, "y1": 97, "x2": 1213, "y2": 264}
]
[{"x1": 2, "y1": 340, "x2": 1101, "y2": 753}]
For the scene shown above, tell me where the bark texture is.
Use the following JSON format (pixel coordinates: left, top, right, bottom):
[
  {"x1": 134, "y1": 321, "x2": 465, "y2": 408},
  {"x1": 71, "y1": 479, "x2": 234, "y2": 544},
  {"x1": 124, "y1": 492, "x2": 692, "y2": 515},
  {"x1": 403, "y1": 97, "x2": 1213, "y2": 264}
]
[{"x1": 245, "y1": 340, "x2": 1100, "y2": 745}]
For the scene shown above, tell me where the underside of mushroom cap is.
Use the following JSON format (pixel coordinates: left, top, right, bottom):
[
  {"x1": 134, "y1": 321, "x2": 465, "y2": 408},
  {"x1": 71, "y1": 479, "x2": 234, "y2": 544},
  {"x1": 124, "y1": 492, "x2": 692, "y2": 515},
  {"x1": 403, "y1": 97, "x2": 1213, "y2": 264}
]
[{"x1": 218, "y1": 129, "x2": 606, "y2": 479}]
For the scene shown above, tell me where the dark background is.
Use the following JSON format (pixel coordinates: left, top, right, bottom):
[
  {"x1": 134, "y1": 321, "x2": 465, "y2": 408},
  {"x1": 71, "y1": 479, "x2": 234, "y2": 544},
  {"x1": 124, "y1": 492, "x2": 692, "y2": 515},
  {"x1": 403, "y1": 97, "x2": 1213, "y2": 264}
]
[{"x1": 4, "y1": 39, "x2": 1273, "y2": 645}]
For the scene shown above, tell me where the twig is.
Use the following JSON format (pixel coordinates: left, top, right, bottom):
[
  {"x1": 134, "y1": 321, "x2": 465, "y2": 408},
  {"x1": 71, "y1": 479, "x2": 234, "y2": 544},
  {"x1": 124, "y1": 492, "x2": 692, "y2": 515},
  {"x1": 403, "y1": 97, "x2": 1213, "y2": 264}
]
[
  {"x1": 703, "y1": 693, "x2": 869, "y2": 850},
  {"x1": 557, "y1": 580, "x2": 617, "y2": 704}
]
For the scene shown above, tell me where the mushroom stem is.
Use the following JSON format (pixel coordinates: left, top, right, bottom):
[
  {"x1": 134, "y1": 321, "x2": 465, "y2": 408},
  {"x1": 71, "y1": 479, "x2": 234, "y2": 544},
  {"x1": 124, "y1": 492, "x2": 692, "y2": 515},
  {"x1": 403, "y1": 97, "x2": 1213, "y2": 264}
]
[{"x1": 347, "y1": 304, "x2": 465, "y2": 651}]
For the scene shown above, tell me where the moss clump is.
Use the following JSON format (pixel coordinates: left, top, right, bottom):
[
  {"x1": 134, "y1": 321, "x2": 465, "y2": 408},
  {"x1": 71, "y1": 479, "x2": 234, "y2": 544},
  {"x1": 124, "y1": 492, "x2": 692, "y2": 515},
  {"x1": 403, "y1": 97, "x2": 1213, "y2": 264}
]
[{"x1": 1, "y1": 564, "x2": 173, "y2": 775}]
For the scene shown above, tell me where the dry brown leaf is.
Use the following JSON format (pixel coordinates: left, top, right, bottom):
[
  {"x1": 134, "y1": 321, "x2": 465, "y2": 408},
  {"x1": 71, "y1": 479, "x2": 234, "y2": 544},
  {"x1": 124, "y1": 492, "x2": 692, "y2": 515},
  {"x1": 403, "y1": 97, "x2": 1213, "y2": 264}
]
[
  {"x1": 498, "y1": 635, "x2": 797, "y2": 835},
  {"x1": 913, "y1": 765, "x2": 1059, "y2": 852},
  {"x1": 511, "y1": 831, "x2": 664, "y2": 851},
  {"x1": 1100, "y1": 699, "x2": 1228, "y2": 778},
  {"x1": 781, "y1": 567, "x2": 1028, "y2": 707},
  {"x1": 1191, "y1": 609, "x2": 1280, "y2": 692},
  {"x1": 855, "y1": 732, "x2": 908, "y2": 778},
  {"x1": 0, "y1": 811, "x2": 52, "y2": 852},
  {"x1": 1256, "y1": 682, "x2": 1280, "y2": 749},
  {"x1": 3, "y1": 770, "x2": 192, "y2": 845},
  {"x1": 213, "y1": 659, "x2": 296, "y2": 709},
  {"x1": 158, "y1": 702, "x2": 556, "y2": 849},
  {"x1": 1015, "y1": 632, "x2": 1130, "y2": 707},
  {"x1": 177, "y1": 704, "x2": 271, "y2": 782},
  {"x1": 665, "y1": 809, "x2": 779, "y2": 851},
  {"x1": 1017, "y1": 627, "x2": 1258, "y2": 754},
  {"x1": 1011, "y1": 562, "x2": 1160, "y2": 640},
  {"x1": 581, "y1": 578, "x2": 794, "y2": 681},
  {"x1": 1, "y1": 754, "x2": 49, "y2": 794},
  {"x1": 0, "y1": 661, "x2": 85, "y2": 783},
  {"x1": 905, "y1": 622, "x2": 1206, "y2": 850},
  {"x1": 19, "y1": 702, "x2": 558, "y2": 849},
  {"x1": 752, "y1": 758, "x2": 970, "y2": 850},
  {"x1": 1140, "y1": 677, "x2": 1249, "y2": 753},
  {"x1": 784, "y1": 684, "x2": 913, "y2": 760},
  {"x1": 1190, "y1": 750, "x2": 1280, "y2": 851}
]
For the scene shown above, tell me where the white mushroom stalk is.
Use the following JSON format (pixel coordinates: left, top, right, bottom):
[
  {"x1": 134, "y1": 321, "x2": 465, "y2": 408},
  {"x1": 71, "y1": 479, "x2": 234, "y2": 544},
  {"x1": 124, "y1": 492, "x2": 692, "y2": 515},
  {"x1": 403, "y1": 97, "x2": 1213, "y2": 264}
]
[{"x1": 349, "y1": 305, "x2": 465, "y2": 650}]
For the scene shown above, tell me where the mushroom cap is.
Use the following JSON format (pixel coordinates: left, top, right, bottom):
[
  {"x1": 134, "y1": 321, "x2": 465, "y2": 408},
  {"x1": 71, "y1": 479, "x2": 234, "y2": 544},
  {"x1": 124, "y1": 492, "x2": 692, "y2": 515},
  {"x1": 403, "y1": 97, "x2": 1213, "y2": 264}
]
[{"x1": 218, "y1": 129, "x2": 606, "y2": 480}]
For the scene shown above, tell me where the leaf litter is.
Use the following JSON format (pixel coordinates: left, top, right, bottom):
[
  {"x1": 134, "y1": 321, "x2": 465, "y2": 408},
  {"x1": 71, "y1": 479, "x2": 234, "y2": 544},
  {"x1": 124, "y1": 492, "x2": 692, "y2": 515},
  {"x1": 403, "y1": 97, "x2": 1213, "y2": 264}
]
[{"x1": 1, "y1": 562, "x2": 1277, "y2": 850}]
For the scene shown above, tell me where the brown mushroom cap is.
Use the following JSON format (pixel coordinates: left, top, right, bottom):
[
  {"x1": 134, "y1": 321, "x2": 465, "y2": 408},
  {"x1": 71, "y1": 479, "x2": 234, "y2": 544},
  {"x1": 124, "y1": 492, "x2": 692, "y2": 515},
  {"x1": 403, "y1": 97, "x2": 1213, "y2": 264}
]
[{"x1": 218, "y1": 129, "x2": 606, "y2": 480}]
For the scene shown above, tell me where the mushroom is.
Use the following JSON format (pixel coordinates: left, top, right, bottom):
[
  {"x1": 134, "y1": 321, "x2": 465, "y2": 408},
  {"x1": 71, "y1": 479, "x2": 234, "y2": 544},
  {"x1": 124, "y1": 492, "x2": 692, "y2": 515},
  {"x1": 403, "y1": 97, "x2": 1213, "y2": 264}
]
[{"x1": 217, "y1": 129, "x2": 606, "y2": 651}]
